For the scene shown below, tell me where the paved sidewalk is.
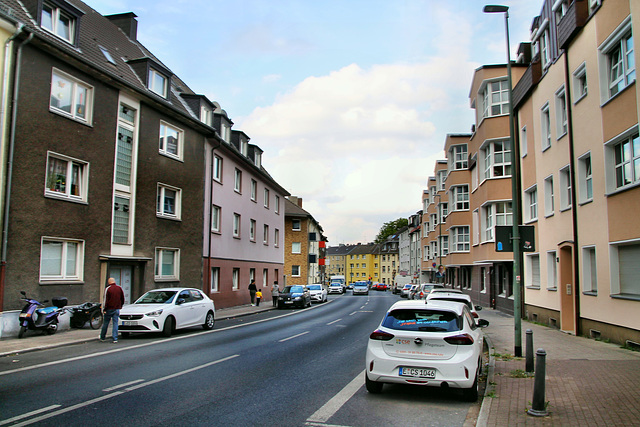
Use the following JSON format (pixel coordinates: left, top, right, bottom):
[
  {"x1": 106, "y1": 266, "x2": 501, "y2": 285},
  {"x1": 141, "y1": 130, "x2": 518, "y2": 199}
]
[
  {"x1": 477, "y1": 309, "x2": 640, "y2": 427},
  {"x1": 0, "y1": 303, "x2": 275, "y2": 357}
]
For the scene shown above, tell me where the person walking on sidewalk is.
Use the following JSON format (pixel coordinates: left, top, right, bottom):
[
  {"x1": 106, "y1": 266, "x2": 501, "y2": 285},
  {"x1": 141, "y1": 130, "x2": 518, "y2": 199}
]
[
  {"x1": 271, "y1": 281, "x2": 279, "y2": 307},
  {"x1": 100, "y1": 277, "x2": 124, "y2": 343},
  {"x1": 255, "y1": 289, "x2": 263, "y2": 307},
  {"x1": 248, "y1": 280, "x2": 257, "y2": 306}
]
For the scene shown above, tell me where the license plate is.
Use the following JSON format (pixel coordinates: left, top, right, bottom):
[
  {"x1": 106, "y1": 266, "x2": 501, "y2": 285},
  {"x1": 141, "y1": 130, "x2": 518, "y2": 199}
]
[
  {"x1": 122, "y1": 321, "x2": 137, "y2": 326},
  {"x1": 284, "y1": 301, "x2": 293, "y2": 304},
  {"x1": 399, "y1": 367, "x2": 436, "y2": 378}
]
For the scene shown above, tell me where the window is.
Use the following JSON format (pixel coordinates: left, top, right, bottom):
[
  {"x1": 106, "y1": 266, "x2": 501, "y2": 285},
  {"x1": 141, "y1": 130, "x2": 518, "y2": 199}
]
[
  {"x1": 482, "y1": 79, "x2": 509, "y2": 118},
  {"x1": 155, "y1": 247, "x2": 179, "y2": 280},
  {"x1": 250, "y1": 219, "x2": 256, "y2": 241},
  {"x1": 275, "y1": 196, "x2": 280, "y2": 214},
  {"x1": 609, "y1": 132, "x2": 640, "y2": 191},
  {"x1": 213, "y1": 155, "x2": 222, "y2": 182},
  {"x1": 149, "y1": 68, "x2": 168, "y2": 97},
  {"x1": 553, "y1": 0, "x2": 569, "y2": 22},
  {"x1": 210, "y1": 267, "x2": 219, "y2": 292},
  {"x1": 292, "y1": 242, "x2": 301, "y2": 254},
  {"x1": 157, "y1": 184, "x2": 181, "y2": 219},
  {"x1": 292, "y1": 265, "x2": 301, "y2": 277},
  {"x1": 611, "y1": 242, "x2": 640, "y2": 297},
  {"x1": 49, "y1": 70, "x2": 92, "y2": 123},
  {"x1": 483, "y1": 202, "x2": 512, "y2": 241},
  {"x1": 440, "y1": 236, "x2": 449, "y2": 256},
  {"x1": 263, "y1": 224, "x2": 269, "y2": 245},
  {"x1": 234, "y1": 169, "x2": 242, "y2": 193},
  {"x1": 451, "y1": 226, "x2": 470, "y2": 252},
  {"x1": 274, "y1": 229, "x2": 279, "y2": 247},
  {"x1": 540, "y1": 29, "x2": 551, "y2": 68},
  {"x1": 544, "y1": 175, "x2": 555, "y2": 217},
  {"x1": 527, "y1": 254, "x2": 541, "y2": 288},
  {"x1": 546, "y1": 251, "x2": 557, "y2": 289},
  {"x1": 521, "y1": 126, "x2": 528, "y2": 157},
  {"x1": 41, "y1": 2, "x2": 76, "y2": 43},
  {"x1": 578, "y1": 153, "x2": 593, "y2": 203},
  {"x1": 582, "y1": 246, "x2": 597, "y2": 293},
  {"x1": 211, "y1": 205, "x2": 221, "y2": 232},
  {"x1": 480, "y1": 267, "x2": 486, "y2": 292},
  {"x1": 40, "y1": 238, "x2": 83, "y2": 282},
  {"x1": 439, "y1": 203, "x2": 448, "y2": 221},
  {"x1": 159, "y1": 122, "x2": 182, "y2": 160},
  {"x1": 250, "y1": 180, "x2": 257, "y2": 201},
  {"x1": 559, "y1": 166, "x2": 572, "y2": 210},
  {"x1": 555, "y1": 87, "x2": 567, "y2": 137},
  {"x1": 573, "y1": 63, "x2": 588, "y2": 102},
  {"x1": 112, "y1": 195, "x2": 131, "y2": 244},
  {"x1": 525, "y1": 186, "x2": 538, "y2": 222},
  {"x1": 292, "y1": 219, "x2": 301, "y2": 231},
  {"x1": 232, "y1": 268, "x2": 239, "y2": 290},
  {"x1": 452, "y1": 185, "x2": 469, "y2": 210},
  {"x1": 264, "y1": 188, "x2": 270, "y2": 208},
  {"x1": 437, "y1": 170, "x2": 447, "y2": 190},
  {"x1": 430, "y1": 213, "x2": 438, "y2": 231},
  {"x1": 233, "y1": 213, "x2": 241, "y2": 237},
  {"x1": 45, "y1": 152, "x2": 88, "y2": 202},
  {"x1": 541, "y1": 103, "x2": 551, "y2": 150},
  {"x1": 451, "y1": 145, "x2": 468, "y2": 170},
  {"x1": 482, "y1": 139, "x2": 511, "y2": 179},
  {"x1": 605, "y1": 27, "x2": 635, "y2": 98}
]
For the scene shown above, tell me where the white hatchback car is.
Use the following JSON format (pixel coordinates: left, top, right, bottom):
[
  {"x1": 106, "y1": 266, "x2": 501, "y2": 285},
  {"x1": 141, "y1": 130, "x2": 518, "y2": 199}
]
[
  {"x1": 365, "y1": 300, "x2": 489, "y2": 401},
  {"x1": 119, "y1": 288, "x2": 215, "y2": 337},
  {"x1": 307, "y1": 284, "x2": 328, "y2": 303},
  {"x1": 426, "y1": 291, "x2": 482, "y2": 318}
]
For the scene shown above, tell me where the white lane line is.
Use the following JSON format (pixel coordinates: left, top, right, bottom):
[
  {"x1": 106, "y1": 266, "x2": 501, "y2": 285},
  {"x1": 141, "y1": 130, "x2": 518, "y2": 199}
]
[
  {"x1": 0, "y1": 304, "x2": 326, "y2": 377},
  {"x1": 0, "y1": 405, "x2": 61, "y2": 426},
  {"x1": 326, "y1": 319, "x2": 342, "y2": 325},
  {"x1": 102, "y1": 379, "x2": 144, "y2": 392},
  {"x1": 10, "y1": 355, "x2": 239, "y2": 427},
  {"x1": 306, "y1": 370, "x2": 364, "y2": 424},
  {"x1": 278, "y1": 331, "x2": 309, "y2": 342},
  {"x1": 348, "y1": 311, "x2": 357, "y2": 316}
]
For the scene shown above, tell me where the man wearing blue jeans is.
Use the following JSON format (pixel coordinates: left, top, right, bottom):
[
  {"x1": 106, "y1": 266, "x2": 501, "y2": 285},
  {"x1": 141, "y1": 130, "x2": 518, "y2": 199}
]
[{"x1": 100, "y1": 277, "x2": 125, "y2": 343}]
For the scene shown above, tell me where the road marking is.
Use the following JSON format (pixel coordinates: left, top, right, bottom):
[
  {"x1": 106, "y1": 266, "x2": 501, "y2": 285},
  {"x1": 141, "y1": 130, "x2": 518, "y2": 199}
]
[
  {"x1": 306, "y1": 370, "x2": 364, "y2": 424},
  {"x1": 305, "y1": 422, "x2": 353, "y2": 427},
  {"x1": 102, "y1": 379, "x2": 144, "y2": 392},
  {"x1": 348, "y1": 311, "x2": 357, "y2": 316},
  {"x1": 326, "y1": 318, "x2": 342, "y2": 325},
  {"x1": 8, "y1": 355, "x2": 239, "y2": 427},
  {"x1": 279, "y1": 331, "x2": 309, "y2": 342},
  {"x1": 0, "y1": 405, "x2": 61, "y2": 426}
]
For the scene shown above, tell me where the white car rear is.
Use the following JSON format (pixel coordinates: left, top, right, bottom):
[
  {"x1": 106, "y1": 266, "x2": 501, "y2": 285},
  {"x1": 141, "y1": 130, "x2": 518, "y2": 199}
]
[{"x1": 365, "y1": 300, "x2": 488, "y2": 401}]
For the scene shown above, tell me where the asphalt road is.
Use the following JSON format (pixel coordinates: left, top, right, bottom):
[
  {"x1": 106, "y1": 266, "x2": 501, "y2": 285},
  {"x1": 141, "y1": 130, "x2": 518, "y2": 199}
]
[{"x1": 0, "y1": 292, "x2": 481, "y2": 426}]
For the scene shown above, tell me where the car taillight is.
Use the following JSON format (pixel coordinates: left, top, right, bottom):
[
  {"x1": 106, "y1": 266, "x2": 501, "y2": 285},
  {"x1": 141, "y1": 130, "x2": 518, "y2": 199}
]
[
  {"x1": 369, "y1": 329, "x2": 394, "y2": 341},
  {"x1": 472, "y1": 312, "x2": 479, "y2": 318},
  {"x1": 444, "y1": 333, "x2": 475, "y2": 345}
]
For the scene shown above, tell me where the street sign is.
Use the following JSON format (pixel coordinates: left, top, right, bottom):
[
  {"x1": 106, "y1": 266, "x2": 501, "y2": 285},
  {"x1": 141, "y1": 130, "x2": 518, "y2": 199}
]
[{"x1": 495, "y1": 225, "x2": 536, "y2": 252}]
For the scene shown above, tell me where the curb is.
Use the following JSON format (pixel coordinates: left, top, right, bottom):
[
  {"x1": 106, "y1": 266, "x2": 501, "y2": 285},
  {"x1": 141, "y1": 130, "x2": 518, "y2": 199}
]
[{"x1": 475, "y1": 333, "x2": 495, "y2": 427}]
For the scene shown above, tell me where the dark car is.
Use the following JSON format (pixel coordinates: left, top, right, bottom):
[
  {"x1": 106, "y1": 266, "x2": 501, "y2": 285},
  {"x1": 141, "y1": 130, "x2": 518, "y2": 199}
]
[{"x1": 277, "y1": 285, "x2": 311, "y2": 308}]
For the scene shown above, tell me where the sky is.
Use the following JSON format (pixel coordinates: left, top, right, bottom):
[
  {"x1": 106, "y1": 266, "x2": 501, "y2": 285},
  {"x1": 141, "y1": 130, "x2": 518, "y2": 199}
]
[{"x1": 88, "y1": 0, "x2": 543, "y2": 245}]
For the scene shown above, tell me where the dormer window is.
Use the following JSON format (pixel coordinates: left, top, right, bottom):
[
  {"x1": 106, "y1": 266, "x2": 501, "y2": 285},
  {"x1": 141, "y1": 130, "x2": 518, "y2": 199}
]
[
  {"x1": 255, "y1": 151, "x2": 262, "y2": 168},
  {"x1": 41, "y1": 2, "x2": 76, "y2": 43},
  {"x1": 241, "y1": 139, "x2": 248, "y2": 156},
  {"x1": 149, "y1": 68, "x2": 167, "y2": 97}
]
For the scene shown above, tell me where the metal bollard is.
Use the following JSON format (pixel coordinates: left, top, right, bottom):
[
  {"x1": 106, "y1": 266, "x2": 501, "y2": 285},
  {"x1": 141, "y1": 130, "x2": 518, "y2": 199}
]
[
  {"x1": 527, "y1": 348, "x2": 549, "y2": 417},
  {"x1": 525, "y1": 329, "x2": 534, "y2": 372}
]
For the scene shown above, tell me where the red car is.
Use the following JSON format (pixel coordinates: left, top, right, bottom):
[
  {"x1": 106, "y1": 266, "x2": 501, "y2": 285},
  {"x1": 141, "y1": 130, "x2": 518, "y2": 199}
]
[{"x1": 373, "y1": 283, "x2": 388, "y2": 291}]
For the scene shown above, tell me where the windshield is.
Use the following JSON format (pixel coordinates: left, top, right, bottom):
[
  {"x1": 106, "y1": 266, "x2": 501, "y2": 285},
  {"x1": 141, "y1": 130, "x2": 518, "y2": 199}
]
[
  {"x1": 403, "y1": 285, "x2": 412, "y2": 289},
  {"x1": 382, "y1": 309, "x2": 461, "y2": 332},
  {"x1": 135, "y1": 290, "x2": 177, "y2": 304},
  {"x1": 330, "y1": 283, "x2": 342, "y2": 287},
  {"x1": 283, "y1": 286, "x2": 304, "y2": 293},
  {"x1": 354, "y1": 283, "x2": 368, "y2": 287},
  {"x1": 307, "y1": 285, "x2": 322, "y2": 290},
  {"x1": 430, "y1": 297, "x2": 473, "y2": 311}
]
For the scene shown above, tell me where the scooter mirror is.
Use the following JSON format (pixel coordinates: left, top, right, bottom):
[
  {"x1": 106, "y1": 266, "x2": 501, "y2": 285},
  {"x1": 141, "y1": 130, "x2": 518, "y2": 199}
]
[{"x1": 20, "y1": 291, "x2": 26, "y2": 296}]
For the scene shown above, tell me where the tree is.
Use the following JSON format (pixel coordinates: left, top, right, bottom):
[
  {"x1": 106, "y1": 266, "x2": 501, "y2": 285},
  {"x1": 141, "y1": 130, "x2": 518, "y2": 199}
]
[{"x1": 374, "y1": 218, "x2": 408, "y2": 244}]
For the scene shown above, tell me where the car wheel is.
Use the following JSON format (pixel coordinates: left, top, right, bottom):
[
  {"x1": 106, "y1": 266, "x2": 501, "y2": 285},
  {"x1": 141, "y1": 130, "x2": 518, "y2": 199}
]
[
  {"x1": 462, "y1": 370, "x2": 479, "y2": 402},
  {"x1": 162, "y1": 316, "x2": 175, "y2": 337},
  {"x1": 202, "y1": 311, "x2": 215, "y2": 330},
  {"x1": 365, "y1": 373, "x2": 383, "y2": 394},
  {"x1": 18, "y1": 326, "x2": 27, "y2": 339},
  {"x1": 90, "y1": 311, "x2": 103, "y2": 329}
]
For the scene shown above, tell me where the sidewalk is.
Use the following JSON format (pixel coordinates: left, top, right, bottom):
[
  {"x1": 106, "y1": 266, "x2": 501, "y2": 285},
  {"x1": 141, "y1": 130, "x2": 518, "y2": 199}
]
[
  {"x1": 0, "y1": 303, "x2": 275, "y2": 357},
  {"x1": 477, "y1": 309, "x2": 640, "y2": 427}
]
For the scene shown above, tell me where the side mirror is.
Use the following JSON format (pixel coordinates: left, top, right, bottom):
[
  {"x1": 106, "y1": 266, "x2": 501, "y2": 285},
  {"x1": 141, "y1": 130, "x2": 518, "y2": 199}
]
[
  {"x1": 477, "y1": 319, "x2": 490, "y2": 328},
  {"x1": 475, "y1": 305, "x2": 483, "y2": 311},
  {"x1": 20, "y1": 291, "x2": 26, "y2": 296}
]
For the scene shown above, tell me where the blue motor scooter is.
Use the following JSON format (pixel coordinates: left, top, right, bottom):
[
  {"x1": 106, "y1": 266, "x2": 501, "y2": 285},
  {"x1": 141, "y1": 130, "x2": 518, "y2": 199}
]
[{"x1": 17, "y1": 291, "x2": 67, "y2": 338}]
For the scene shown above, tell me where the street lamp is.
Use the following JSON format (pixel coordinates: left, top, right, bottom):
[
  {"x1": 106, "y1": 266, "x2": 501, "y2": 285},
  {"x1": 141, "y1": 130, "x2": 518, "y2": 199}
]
[{"x1": 483, "y1": 4, "x2": 523, "y2": 357}]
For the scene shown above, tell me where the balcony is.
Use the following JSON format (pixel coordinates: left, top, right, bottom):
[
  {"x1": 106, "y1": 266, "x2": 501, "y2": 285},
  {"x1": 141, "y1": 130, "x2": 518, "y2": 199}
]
[
  {"x1": 557, "y1": 0, "x2": 589, "y2": 49},
  {"x1": 513, "y1": 58, "x2": 542, "y2": 109}
]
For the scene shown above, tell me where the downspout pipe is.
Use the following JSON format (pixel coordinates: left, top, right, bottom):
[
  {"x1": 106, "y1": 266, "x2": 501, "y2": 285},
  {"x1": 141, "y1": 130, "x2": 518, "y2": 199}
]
[
  {"x1": 204, "y1": 135, "x2": 222, "y2": 297},
  {"x1": 0, "y1": 26, "x2": 32, "y2": 310}
]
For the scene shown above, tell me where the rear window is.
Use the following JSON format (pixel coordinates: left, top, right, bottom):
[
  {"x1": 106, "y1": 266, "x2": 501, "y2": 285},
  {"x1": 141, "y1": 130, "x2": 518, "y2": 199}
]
[
  {"x1": 429, "y1": 297, "x2": 473, "y2": 311},
  {"x1": 307, "y1": 285, "x2": 321, "y2": 290},
  {"x1": 382, "y1": 309, "x2": 461, "y2": 332}
]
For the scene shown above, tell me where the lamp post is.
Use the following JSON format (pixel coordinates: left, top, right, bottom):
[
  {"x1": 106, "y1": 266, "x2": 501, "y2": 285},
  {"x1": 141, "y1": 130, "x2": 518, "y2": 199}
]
[{"x1": 483, "y1": 4, "x2": 523, "y2": 357}]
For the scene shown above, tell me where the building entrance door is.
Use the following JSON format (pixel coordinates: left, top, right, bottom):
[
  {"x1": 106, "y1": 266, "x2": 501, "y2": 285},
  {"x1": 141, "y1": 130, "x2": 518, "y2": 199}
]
[
  {"x1": 559, "y1": 245, "x2": 575, "y2": 334},
  {"x1": 109, "y1": 266, "x2": 133, "y2": 304}
]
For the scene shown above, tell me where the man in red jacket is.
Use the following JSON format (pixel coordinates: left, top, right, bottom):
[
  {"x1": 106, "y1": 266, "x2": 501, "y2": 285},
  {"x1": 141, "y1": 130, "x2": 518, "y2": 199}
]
[{"x1": 100, "y1": 277, "x2": 125, "y2": 343}]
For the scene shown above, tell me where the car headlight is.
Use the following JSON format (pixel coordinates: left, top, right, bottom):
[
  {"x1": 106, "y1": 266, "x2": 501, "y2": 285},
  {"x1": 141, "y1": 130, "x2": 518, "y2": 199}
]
[
  {"x1": 293, "y1": 296, "x2": 302, "y2": 300},
  {"x1": 146, "y1": 309, "x2": 164, "y2": 317}
]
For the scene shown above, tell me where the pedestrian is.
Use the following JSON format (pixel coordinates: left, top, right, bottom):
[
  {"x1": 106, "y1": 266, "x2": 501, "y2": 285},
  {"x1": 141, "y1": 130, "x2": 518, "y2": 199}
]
[
  {"x1": 271, "y1": 281, "x2": 279, "y2": 307},
  {"x1": 248, "y1": 279, "x2": 257, "y2": 306},
  {"x1": 255, "y1": 289, "x2": 262, "y2": 306},
  {"x1": 100, "y1": 277, "x2": 124, "y2": 343}
]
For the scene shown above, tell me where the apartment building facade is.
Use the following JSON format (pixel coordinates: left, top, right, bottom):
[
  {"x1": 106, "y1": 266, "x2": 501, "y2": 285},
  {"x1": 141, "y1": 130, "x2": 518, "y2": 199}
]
[{"x1": 284, "y1": 197, "x2": 326, "y2": 286}]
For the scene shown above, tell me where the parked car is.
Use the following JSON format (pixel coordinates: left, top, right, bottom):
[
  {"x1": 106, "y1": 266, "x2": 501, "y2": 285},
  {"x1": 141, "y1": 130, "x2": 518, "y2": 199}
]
[
  {"x1": 119, "y1": 288, "x2": 215, "y2": 338},
  {"x1": 373, "y1": 283, "x2": 388, "y2": 291},
  {"x1": 353, "y1": 281, "x2": 369, "y2": 295},
  {"x1": 307, "y1": 284, "x2": 327, "y2": 303},
  {"x1": 328, "y1": 283, "x2": 345, "y2": 294},
  {"x1": 408, "y1": 284, "x2": 421, "y2": 299},
  {"x1": 430, "y1": 288, "x2": 463, "y2": 294},
  {"x1": 414, "y1": 283, "x2": 444, "y2": 300},
  {"x1": 365, "y1": 300, "x2": 489, "y2": 401},
  {"x1": 400, "y1": 284, "x2": 413, "y2": 298},
  {"x1": 426, "y1": 292, "x2": 482, "y2": 318},
  {"x1": 277, "y1": 285, "x2": 312, "y2": 308}
]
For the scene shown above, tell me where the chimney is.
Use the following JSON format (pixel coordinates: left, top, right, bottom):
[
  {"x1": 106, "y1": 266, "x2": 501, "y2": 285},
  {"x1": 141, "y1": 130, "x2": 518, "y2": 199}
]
[
  {"x1": 288, "y1": 196, "x2": 303, "y2": 207},
  {"x1": 297, "y1": 197, "x2": 303, "y2": 208},
  {"x1": 106, "y1": 12, "x2": 138, "y2": 40}
]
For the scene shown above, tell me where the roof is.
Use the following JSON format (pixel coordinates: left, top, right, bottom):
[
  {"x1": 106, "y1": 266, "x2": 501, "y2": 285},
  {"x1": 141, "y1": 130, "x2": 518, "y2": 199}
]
[{"x1": 284, "y1": 198, "x2": 324, "y2": 234}]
